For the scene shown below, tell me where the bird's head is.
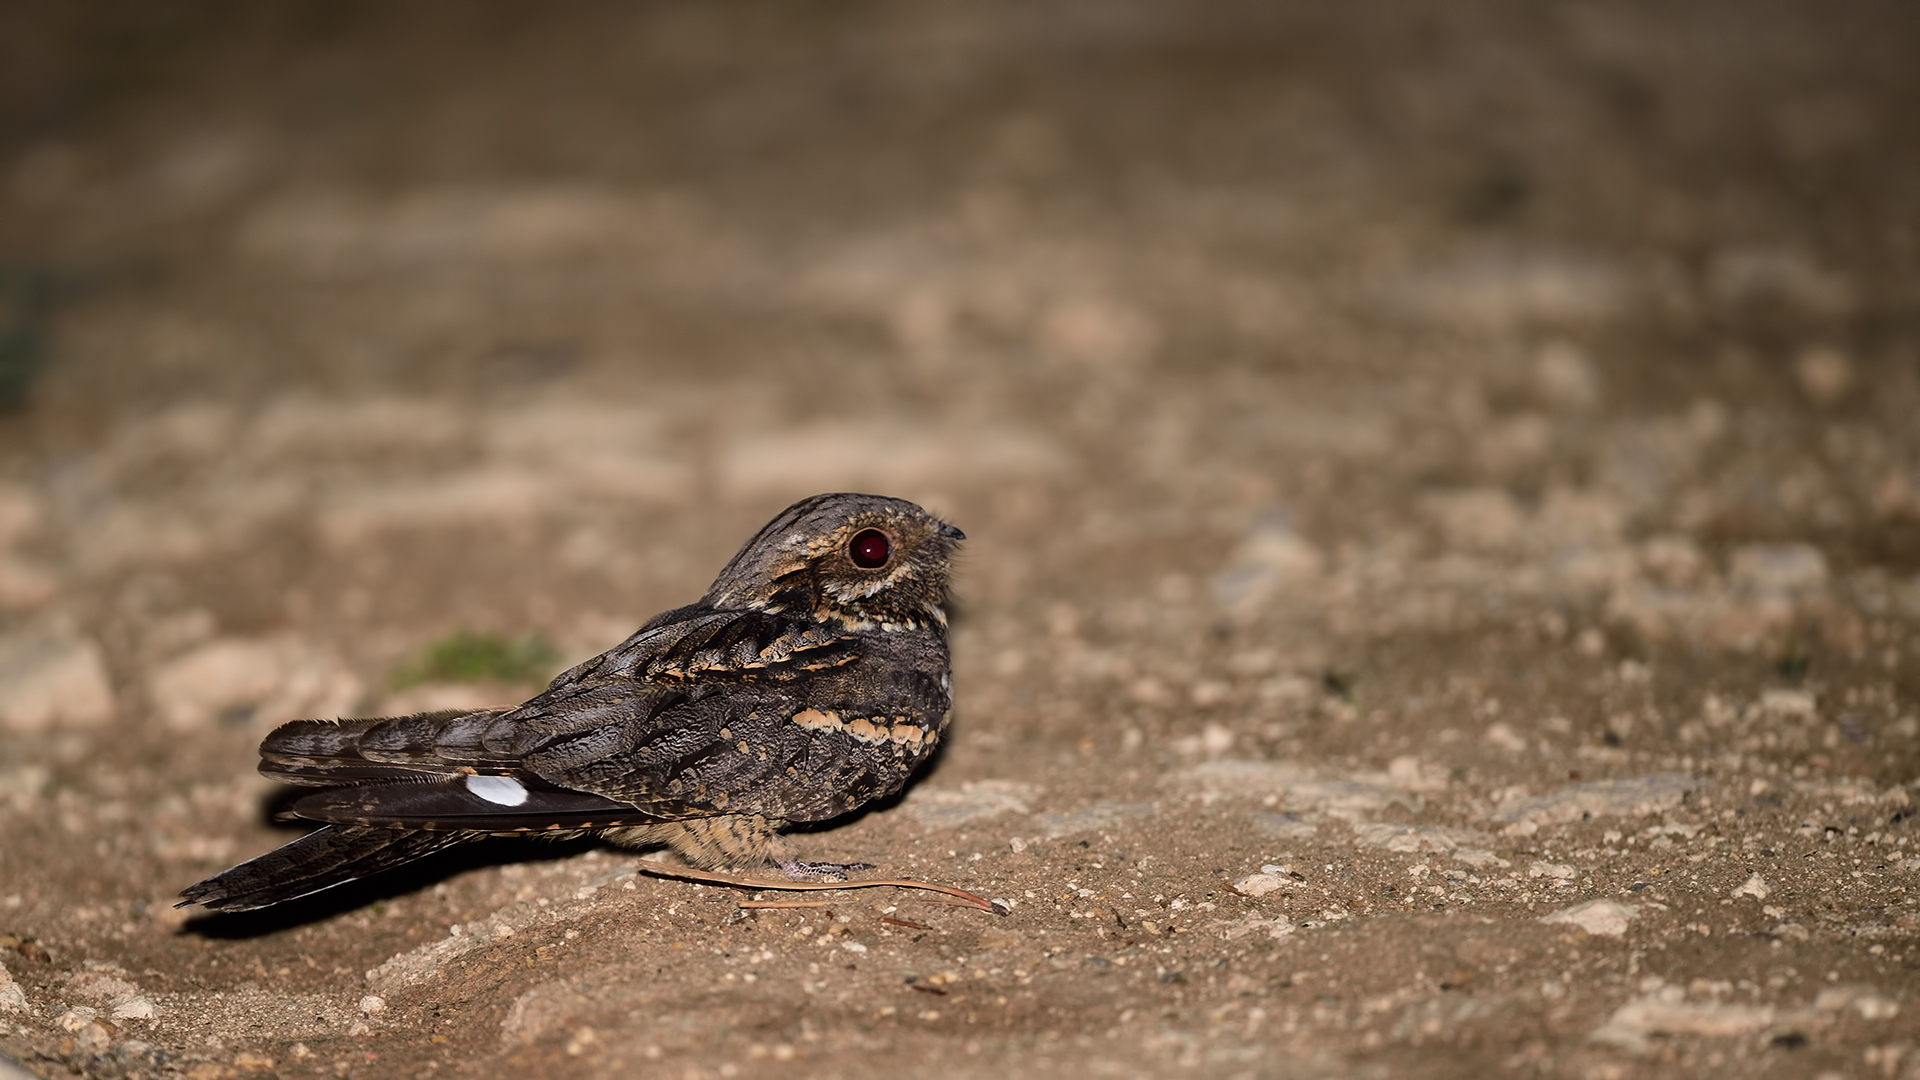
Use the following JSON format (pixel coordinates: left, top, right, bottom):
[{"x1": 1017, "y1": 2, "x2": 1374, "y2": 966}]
[{"x1": 702, "y1": 493, "x2": 965, "y2": 630}]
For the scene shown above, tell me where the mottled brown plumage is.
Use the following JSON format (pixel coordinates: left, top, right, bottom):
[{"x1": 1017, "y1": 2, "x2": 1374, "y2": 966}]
[{"x1": 181, "y1": 493, "x2": 962, "y2": 912}]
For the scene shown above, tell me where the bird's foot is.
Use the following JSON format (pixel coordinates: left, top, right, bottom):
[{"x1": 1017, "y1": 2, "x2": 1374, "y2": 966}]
[{"x1": 779, "y1": 859, "x2": 875, "y2": 882}]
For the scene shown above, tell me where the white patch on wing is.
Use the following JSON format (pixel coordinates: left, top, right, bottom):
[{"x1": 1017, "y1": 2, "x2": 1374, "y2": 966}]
[{"x1": 466, "y1": 774, "x2": 529, "y2": 807}]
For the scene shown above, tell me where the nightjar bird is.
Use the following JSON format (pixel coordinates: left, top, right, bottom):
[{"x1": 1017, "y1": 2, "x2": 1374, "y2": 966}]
[{"x1": 181, "y1": 493, "x2": 963, "y2": 912}]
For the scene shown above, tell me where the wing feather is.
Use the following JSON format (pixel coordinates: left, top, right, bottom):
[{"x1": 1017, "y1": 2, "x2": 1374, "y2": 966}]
[
  {"x1": 290, "y1": 778, "x2": 670, "y2": 831},
  {"x1": 256, "y1": 609, "x2": 872, "y2": 825}
]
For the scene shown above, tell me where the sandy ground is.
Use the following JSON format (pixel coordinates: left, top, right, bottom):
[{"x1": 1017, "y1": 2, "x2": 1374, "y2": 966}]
[{"x1": 0, "y1": 2, "x2": 1918, "y2": 1077}]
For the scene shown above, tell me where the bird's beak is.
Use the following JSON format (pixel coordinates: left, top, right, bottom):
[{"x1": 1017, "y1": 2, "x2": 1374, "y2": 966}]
[{"x1": 938, "y1": 522, "x2": 967, "y2": 542}]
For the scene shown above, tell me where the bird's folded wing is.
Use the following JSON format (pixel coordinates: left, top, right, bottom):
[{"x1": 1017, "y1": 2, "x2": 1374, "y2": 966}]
[
  {"x1": 257, "y1": 610, "x2": 866, "y2": 817},
  {"x1": 492, "y1": 608, "x2": 859, "y2": 745},
  {"x1": 289, "y1": 775, "x2": 689, "y2": 831},
  {"x1": 569, "y1": 608, "x2": 859, "y2": 689}
]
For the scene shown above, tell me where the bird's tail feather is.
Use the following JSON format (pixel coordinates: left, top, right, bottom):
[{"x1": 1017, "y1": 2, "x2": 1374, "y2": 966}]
[
  {"x1": 179, "y1": 825, "x2": 473, "y2": 913},
  {"x1": 259, "y1": 709, "x2": 520, "y2": 785}
]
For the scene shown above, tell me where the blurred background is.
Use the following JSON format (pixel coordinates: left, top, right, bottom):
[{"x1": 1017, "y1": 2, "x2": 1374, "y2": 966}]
[
  {"x1": 1, "y1": 2, "x2": 1919, "y2": 1075},
  {"x1": 0, "y1": 0, "x2": 1913, "y2": 705},
  {"x1": 0, "y1": 0, "x2": 1915, "y2": 810}
]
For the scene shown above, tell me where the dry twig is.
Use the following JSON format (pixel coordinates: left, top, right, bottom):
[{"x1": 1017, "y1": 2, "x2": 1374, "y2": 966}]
[{"x1": 631, "y1": 862, "x2": 1006, "y2": 914}]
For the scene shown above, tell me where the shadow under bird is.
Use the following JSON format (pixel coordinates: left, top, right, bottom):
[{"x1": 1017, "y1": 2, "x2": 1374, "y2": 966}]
[{"x1": 181, "y1": 492, "x2": 963, "y2": 912}]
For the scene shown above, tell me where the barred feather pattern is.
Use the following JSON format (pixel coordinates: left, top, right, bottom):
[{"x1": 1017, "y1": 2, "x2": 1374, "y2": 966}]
[
  {"x1": 178, "y1": 825, "x2": 474, "y2": 912},
  {"x1": 180, "y1": 493, "x2": 961, "y2": 912}
]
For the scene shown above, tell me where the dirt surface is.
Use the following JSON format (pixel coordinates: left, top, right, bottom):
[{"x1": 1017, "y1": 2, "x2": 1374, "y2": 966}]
[{"x1": 1, "y1": 2, "x2": 1918, "y2": 1077}]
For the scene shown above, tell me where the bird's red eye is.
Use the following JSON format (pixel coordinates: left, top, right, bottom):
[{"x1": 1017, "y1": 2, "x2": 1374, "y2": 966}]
[{"x1": 850, "y1": 529, "x2": 890, "y2": 569}]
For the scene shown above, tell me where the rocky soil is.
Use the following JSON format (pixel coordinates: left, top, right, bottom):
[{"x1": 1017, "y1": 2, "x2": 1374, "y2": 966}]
[{"x1": 0, "y1": 2, "x2": 1918, "y2": 1077}]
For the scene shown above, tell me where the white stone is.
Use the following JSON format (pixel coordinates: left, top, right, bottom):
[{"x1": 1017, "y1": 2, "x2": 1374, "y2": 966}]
[
  {"x1": 1814, "y1": 984, "x2": 1898, "y2": 1021},
  {"x1": 0, "y1": 624, "x2": 115, "y2": 733},
  {"x1": 66, "y1": 968, "x2": 140, "y2": 1004},
  {"x1": 1494, "y1": 774, "x2": 1694, "y2": 826},
  {"x1": 110, "y1": 995, "x2": 157, "y2": 1021},
  {"x1": 0, "y1": 962, "x2": 27, "y2": 1014},
  {"x1": 1199, "y1": 723, "x2": 1235, "y2": 755},
  {"x1": 1759, "y1": 689, "x2": 1816, "y2": 720},
  {"x1": 1592, "y1": 990, "x2": 1775, "y2": 1051},
  {"x1": 1485, "y1": 722, "x2": 1527, "y2": 752},
  {"x1": 1212, "y1": 512, "x2": 1325, "y2": 614},
  {"x1": 358, "y1": 995, "x2": 386, "y2": 1015},
  {"x1": 1215, "y1": 915, "x2": 1293, "y2": 940},
  {"x1": 1731, "y1": 873, "x2": 1771, "y2": 901},
  {"x1": 1541, "y1": 899, "x2": 1639, "y2": 937},
  {"x1": 1385, "y1": 756, "x2": 1449, "y2": 791},
  {"x1": 1232, "y1": 873, "x2": 1286, "y2": 898}
]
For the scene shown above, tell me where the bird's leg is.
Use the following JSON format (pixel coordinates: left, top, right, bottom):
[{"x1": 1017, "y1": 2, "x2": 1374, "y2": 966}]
[{"x1": 605, "y1": 816, "x2": 874, "y2": 880}]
